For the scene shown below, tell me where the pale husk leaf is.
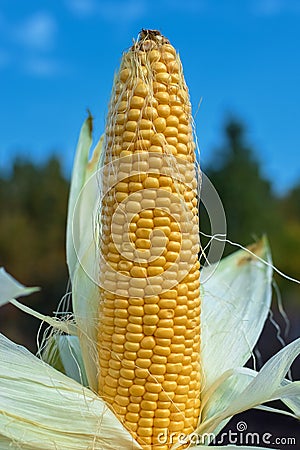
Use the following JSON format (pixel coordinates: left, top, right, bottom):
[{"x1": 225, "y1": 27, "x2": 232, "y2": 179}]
[
  {"x1": 42, "y1": 335, "x2": 88, "y2": 386},
  {"x1": 9, "y1": 299, "x2": 76, "y2": 335},
  {"x1": 280, "y1": 378, "x2": 300, "y2": 416},
  {"x1": 0, "y1": 267, "x2": 39, "y2": 306},
  {"x1": 199, "y1": 366, "x2": 298, "y2": 443},
  {"x1": 255, "y1": 404, "x2": 298, "y2": 419},
  {"x1": 72, "y1": 254, "x2": 100, "y2": 391},
  {"x1": 68, "y1": 121, "x2": 104, "y2": 391},
  {"x1": 66, "y1": 116, "x2": 93, "y2": 282},
  {"x1": 201, "y1": 237, "x2": 272, "y2": 392},
  {"x1": 0, "y1": 269, "x2": 73, "y2": 334},
  {"x1": 197, "y1": 337, "x2": 300, "y2": 435},
  {"x1": 0, "y1": 334, "x2": 141, "y2": 450}
]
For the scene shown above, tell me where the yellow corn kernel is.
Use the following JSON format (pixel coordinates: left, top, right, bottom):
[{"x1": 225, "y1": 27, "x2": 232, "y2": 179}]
[{"x1": 98, "y1": 29, "x2": 200, "y2": 449}]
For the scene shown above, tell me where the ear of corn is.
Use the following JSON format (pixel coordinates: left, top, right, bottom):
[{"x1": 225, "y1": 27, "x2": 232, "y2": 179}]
[{"x1": 97, "y1": 29, "x2": 201, "y2": 449}]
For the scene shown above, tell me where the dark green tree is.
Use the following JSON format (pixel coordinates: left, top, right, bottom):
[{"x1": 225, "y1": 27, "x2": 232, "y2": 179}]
[
  {"x1": 203, "y1": 119, "x2": 300, "y2": 309},
  {"x1": 205, "y1": 120, "x2": 281, "y2": 249},
  {"x1": 0, "y1": 157, "x2": 69, "y2": 350},
  {"x1": 277, "y1": 182, "x2": 300, "y2": 300}
]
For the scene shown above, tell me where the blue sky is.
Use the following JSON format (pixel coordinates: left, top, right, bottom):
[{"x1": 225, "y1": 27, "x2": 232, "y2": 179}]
[{"x1": 0, "y1": 0, "x2": 299, "y2": 194}]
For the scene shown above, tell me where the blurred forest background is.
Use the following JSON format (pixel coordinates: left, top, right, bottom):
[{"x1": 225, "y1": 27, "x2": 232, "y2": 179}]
[{"x1": 0, "y1": 117, "x2": 299, "y2": 446}]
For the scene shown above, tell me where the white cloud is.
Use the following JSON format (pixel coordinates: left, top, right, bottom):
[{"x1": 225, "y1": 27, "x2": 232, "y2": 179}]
[
  {"x1": 0, "y1": 49, "x2": 10, "y2": 69},
  {"x1": 102, "y1": 0, "x2": 147, "y2": 22},
  {"x1": 165, "y1": 0, "x2": 206, "y2": 13},
  {"x1": 66, "y1": 0, "x2": 147, "y2": 22},
  {"x1": 66, "y1": 0, "x2": 206, "y2": 22},
  {"x1": 13, "y1": 12, "x2": 57, "y2": 51},
  {"x1": 66, "y1": 0, "x2": 99, "y2": 16},
  {"x1": 0, "y1": 11, "x2": 64, "y2": 77},
  {"x1": 253, "y1": 0, "x2": 300, "y2": 16},
  {"x1": 254, "y1": 0, "x2": 284, "y2": 15},
  {"x1": 24, "y1": 57, "x2": 63, "y2": 77}
]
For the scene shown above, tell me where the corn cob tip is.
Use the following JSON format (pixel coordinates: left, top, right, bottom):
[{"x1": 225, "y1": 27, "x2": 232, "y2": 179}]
[{"x1": 133, "y1": 29, "x2": 170, "y2": 51}]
